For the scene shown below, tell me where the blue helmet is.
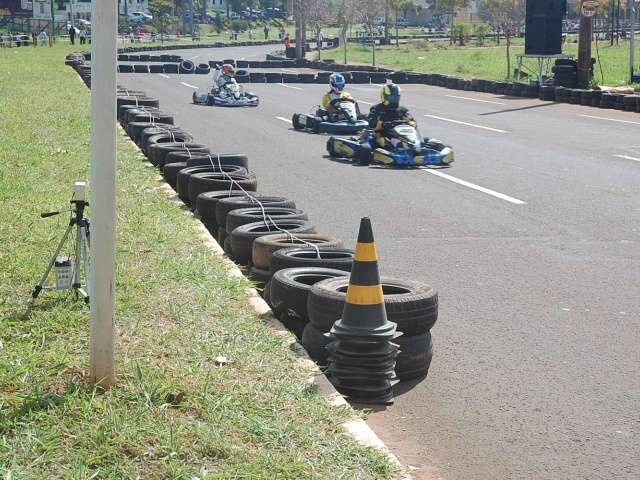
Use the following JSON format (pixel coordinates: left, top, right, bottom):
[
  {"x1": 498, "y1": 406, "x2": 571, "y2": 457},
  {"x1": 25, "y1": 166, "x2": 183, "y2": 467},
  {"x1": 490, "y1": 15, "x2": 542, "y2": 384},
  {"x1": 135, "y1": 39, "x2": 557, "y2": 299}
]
[
  {"x1": 381, "y1": 83, "x2": 401, "y2": 107},
  {"x1": 330, "y1": 73, "x2": 346, "y2": 94}
]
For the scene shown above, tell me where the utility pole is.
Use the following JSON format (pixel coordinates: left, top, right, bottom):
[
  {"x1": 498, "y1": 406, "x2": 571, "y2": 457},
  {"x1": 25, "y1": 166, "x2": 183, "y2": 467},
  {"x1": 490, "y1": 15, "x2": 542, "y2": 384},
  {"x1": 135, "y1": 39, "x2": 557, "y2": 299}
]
[
  {"x1": 49, "y1": 0, "x2": 54, "y2": 46},
  {"x1": 577, "y1": 1, "x2": 599, "y2": 88},
  {"x1": 89, "y1": 0, "x2": 117, "y2": 389},
  {"x1": 631, "y1": 0, "x2": 637, "y2": 82}
]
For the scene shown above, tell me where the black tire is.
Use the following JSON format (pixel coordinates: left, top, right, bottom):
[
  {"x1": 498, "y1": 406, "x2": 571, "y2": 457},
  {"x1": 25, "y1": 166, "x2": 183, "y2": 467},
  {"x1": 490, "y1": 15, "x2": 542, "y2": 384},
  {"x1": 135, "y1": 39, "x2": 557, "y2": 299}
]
[
  {"x1": 196, "y1": 63, "x2": 211, "y2": 74},
  {"x1": 301, "y1": 323, "x2": 332, "y2": 366},
  {"x1": 118, "y1": 64, "x2": 134, "y2": 73},
  {"x1": 394, "y1": 332, "x2": 433, "y2": 381},
  {"x1": 144, "y1": 132, "x2": 194, "y2": 155},
  {"x1": 148, "y1": 143, "x2": 209, "y2": 168},
  {"x1": 292, "y1": 113, "x2": 304, "y2": 130},
  {"x1": 326, "y1": 137, "x2": 336, "y2": 157},
  {"x1": 165, "y1": 152, "x2": 249, "y2": 170},
  {"x1": 252, "y1": 234, "x2": 343, "y2": 271},
  {"x1": 149, "y1": 64, "x2": 164, "y2": 74},
  {"x1": 126, "y1": 122, "x2": 159, "y2": 143},
  {"x1": 163, "y1": 63, "x2": 179, "y2": 74},
  {"x1": 229, "y1": 220, "x2": 316, "y2": 265},
  {"x1": 226, "y1": 207, "x2": 308, "y2": 235},
  {"x1": 270, "y1": 247, "x2": 354, "y2": 275},
  {"x1": 266, "y1": 72, "x2": 283, "y2": 83},
  {"x1": 307, "y1": 277, "x2": 438, "y2": 335},
  {"x1": 179, "y1": 60, "x2": 195, "y2": 74},
  {"x1": 162, "y1": 162, "x2": 187, "y2": 189},
  {"x1": 133, "y1": 64, "x2": 150, "y2": 73},
  {"x1": 196, "y1": 190, "x2": 253, "y2": 230},
  {"x1": 139, "y1": 126, "x2": 186, "y2": 149},
  {"x1": 248, "y1": 266, "x2": 271, "y2": 288},
  {"x1": 215, "y1": 196, "x2": 296, "y2": 233},
  {"x1": 188, "y1": 172, "x2": 257, "y2": 205},
  {"x1": 270, "y1": 267, "x2": 350, "y2": 338}
]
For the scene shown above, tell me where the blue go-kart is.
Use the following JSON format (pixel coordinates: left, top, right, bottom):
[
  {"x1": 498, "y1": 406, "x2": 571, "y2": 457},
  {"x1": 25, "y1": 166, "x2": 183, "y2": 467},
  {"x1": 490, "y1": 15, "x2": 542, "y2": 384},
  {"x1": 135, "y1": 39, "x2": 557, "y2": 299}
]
[{"x1": 326, "y1": 120, "x2": 454, "y2": 167}]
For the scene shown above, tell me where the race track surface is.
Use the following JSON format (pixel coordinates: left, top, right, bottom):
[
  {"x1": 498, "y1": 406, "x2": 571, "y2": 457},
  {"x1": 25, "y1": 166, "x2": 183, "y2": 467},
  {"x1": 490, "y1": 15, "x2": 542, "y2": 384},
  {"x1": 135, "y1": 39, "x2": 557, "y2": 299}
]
[{"x1": 120, "y1": 45, "x2": 640, "y2": 480}]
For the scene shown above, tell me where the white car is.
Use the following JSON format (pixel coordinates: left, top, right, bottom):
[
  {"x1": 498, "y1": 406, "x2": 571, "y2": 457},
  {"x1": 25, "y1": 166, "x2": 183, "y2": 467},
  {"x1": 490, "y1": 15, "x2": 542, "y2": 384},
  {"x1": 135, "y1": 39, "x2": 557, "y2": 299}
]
[{"x1": 128, "y1": 12, "x2": 153, "y2": 23}]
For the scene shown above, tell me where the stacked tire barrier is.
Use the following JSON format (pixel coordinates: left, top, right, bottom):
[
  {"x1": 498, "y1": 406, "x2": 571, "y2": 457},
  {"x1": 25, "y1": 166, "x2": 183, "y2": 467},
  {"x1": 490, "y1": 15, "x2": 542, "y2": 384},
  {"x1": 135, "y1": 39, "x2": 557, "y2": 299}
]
[{"x1": 66, "y1": 52, "x2": 442, "y2": 401}]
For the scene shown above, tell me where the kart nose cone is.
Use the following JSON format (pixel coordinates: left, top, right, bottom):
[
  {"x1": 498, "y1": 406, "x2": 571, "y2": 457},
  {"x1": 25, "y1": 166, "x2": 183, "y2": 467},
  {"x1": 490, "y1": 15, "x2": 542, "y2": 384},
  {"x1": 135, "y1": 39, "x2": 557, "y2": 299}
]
[{"x1": 441, "y1": 147, "x2": 454, "y2": 165}]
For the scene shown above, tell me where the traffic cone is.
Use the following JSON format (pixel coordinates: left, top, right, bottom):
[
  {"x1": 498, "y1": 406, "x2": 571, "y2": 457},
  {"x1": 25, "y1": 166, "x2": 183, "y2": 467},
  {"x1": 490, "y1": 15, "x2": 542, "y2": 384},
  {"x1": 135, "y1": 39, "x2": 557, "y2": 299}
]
[{"x1": 327, "y1": 217, "x2": 400, "y2": 405}]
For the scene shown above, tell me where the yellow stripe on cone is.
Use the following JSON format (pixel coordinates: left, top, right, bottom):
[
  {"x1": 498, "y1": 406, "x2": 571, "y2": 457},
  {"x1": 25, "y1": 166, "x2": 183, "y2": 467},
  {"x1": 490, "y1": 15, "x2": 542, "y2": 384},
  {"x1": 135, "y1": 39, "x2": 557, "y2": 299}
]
[
  {"x1": 354, "y1": 242, "x2": 378, "y2": 262},
  {"x1": 345, "y1": 284, "x2": 384, "y2": 305}
]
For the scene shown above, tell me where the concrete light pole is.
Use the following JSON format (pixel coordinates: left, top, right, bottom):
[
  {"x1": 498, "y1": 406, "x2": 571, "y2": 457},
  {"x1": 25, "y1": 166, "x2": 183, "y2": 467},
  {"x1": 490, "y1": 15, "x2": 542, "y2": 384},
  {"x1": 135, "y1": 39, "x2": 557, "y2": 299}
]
[
  {"x1": 89, "y1": 0, "x2": 117, "y2": 389},
  {"x1": 631, "y1": 0, "x2": 637, "y2": 82}
]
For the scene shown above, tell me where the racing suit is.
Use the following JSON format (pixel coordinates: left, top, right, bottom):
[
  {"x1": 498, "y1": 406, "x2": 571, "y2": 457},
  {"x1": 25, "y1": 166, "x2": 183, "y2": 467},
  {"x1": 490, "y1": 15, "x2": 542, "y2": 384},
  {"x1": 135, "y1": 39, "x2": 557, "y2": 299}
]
[
  {"x1": 214, "y1": 72, "x2": 234, "y2": 96},
  {"x1": 367, "y1": 104, "x2": 417, "y2": 148},
  {"x1": 321, "y1": 91, "x2": 355, "y2": 119}
]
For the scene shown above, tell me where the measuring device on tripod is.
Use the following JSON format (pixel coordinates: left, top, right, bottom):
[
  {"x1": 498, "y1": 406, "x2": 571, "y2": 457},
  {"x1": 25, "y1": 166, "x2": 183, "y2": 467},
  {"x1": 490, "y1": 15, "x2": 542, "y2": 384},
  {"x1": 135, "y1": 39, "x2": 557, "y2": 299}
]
[{"x1": 33, "y1": 182, "x2": 91, "y2": 302}]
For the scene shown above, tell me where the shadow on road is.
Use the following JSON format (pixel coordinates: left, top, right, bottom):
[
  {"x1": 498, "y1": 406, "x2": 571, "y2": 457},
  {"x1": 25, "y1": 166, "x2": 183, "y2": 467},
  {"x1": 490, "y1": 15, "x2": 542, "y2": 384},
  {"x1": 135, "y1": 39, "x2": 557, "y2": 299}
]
[{"x1": 480, "y1": 102, "x2": 556, "y2": 116}]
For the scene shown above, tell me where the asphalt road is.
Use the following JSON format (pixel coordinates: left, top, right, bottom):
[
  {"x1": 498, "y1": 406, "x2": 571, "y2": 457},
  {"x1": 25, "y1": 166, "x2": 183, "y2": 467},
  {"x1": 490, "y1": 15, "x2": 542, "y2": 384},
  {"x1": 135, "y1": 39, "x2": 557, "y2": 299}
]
[{"x1": 120, "y1": 45, "x2": 640, "y2": 480}]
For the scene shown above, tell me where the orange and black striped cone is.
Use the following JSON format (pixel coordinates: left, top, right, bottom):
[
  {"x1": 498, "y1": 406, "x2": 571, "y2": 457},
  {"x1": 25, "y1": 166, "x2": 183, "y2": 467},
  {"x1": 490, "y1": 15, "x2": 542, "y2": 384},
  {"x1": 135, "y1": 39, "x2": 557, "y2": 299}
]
[
  {"x1": 331, "y1": 217, "x2": 397, "y2": 338},
  {"x1": 327, "y1": 217, "x2": 400, "y2": 405}
]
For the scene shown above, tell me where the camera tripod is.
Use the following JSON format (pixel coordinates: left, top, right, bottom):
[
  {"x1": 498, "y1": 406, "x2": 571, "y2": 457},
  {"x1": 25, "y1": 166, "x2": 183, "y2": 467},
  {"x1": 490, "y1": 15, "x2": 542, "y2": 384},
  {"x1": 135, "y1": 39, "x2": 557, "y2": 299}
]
[{"x1": 32, "y1": 194, "x2": 91, "y2": 303}]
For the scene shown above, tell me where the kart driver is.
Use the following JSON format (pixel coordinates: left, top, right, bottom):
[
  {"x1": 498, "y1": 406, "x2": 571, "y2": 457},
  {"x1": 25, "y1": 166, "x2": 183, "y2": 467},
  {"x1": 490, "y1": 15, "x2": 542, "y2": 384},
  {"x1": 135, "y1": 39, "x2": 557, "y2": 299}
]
[
  {"x1": 368, "y1": 83, "x2": 416, "y2": 148},
  {"x1": 321, "y1": 73, "x2": 355, "y2": 119},
  {"x1": 214, "y1": 64, "x2": 236, "y2": 94}
]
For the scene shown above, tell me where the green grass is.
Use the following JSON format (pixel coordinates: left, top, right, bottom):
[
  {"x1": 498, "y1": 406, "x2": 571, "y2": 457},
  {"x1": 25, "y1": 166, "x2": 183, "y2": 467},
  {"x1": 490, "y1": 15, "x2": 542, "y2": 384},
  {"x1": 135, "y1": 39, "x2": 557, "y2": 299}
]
[
  {"x1": 0, "y1": 44, "x2": 396, "y2": 479},
  {"x1": 320, "y1": 38, "x2": 640, "y2": 86}
]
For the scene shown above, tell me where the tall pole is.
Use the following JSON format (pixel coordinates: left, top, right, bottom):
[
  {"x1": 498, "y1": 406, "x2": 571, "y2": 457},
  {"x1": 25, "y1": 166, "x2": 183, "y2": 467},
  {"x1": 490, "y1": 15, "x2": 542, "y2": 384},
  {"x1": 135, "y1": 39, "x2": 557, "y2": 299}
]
[
  {"x1": 49, "y1": 0, "x2": 54, "y2": 46},
  {"x1": 577, "y1": 2, "x2": 594, "y2": 88},
  {"x1": 631, "y1": 0, "x2": 637, "y2": 82},
  {"x1": 89, "y1": 0, "x2": 117, "y2": 389}
]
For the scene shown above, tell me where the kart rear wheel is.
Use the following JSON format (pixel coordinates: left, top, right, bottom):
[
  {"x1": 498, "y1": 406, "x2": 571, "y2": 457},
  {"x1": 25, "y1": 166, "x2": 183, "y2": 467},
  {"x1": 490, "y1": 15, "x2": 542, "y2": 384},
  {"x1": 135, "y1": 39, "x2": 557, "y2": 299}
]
[
  {"x1": 292, "y1": 113, "x2": 304, "y2": 130},
  {"x1": 355, "y1": 147, "x2": 371, "y2": 166},
  {"x1": 207, "y1": 95, "x2": 215, "y2": 106},
  {"x1": 192, "y1": 91, "x2": 197, "y2": 104}
]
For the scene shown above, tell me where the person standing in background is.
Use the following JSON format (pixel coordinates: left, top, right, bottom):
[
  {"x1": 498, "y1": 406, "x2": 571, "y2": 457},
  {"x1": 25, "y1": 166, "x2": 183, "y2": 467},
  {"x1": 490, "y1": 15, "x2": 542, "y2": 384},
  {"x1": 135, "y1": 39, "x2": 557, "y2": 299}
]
[
  {"x1": 68, "y1": 24, "x2": 76, "y2": 45},
  {"x1": 263, "y1": 23, "x2": 270, "y2": 40}
]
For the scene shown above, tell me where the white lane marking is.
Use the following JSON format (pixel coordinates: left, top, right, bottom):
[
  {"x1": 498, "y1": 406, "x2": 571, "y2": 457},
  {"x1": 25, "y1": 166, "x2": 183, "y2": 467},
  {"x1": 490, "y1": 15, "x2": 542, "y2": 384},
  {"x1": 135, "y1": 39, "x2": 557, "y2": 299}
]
[
  {"x1": 158, "y1": 73, "x2": 169, "y2": 78},
  {"x1": 278, "y1": 83, "x2": 303, "y2": 90},
  {"x1": 424, "y1": 114, "x2": 508, "y2": 133},
  {"x1": 276, "y1": 116, "x2": 293, "y2": 124},
  {"x1": 579, "y1": 114, "x2": 640, "y2": 126},
  {"x1": 180, "y1": 82, "x2": 198, "y2": 89},
  {"x1": 190, "y1": 55, "x2": 200, "y2": 60},
  {"x1": 359, "y1": 100, "x2": 374, "y2": 105},
  {"x1": 424, "y1": 170, "x2": 527, "y2": 205},
  {"x1": 614, "y1": 154, "x2": 640, "y2": 162},
  {"x1": 445, "y1": 94, "x2": 506, "y2": 105}
]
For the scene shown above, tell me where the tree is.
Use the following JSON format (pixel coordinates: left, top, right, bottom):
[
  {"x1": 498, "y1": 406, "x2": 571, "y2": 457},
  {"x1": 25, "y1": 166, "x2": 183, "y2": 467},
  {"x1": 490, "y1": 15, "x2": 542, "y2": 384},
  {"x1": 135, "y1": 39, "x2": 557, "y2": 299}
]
[
  {"x1": 335, "y1": 0, "x2": 362, "y2": 63},
  {"x1": 149, "y1": 0, "x2": 177, "y2": 43},
  {"x1": 307, "y1": 0, "x2": 335, "y2": 61},
  {"x1": 360, "y1": 0, "x2": 386, "y2": 65},
  {"x1": 390, "y1": 0, "x2": 416, "y2": 46},
  {"x1": 434, "y1": 0, "x2": 470, "y2": 45},
  {"x1": 479, "y1": 0, "x2": 525, "y2": 79}
]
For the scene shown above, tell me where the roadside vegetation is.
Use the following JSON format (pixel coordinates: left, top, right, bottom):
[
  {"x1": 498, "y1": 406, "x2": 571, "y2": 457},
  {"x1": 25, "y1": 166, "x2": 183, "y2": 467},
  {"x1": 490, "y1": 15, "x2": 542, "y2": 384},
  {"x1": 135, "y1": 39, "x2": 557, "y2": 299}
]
[
  {"x1": 319, "y1": 38, "x2": 640, "y2": 86},
  {"x1": 0, "y1": 44, "x2": 395, "y2": 479}
]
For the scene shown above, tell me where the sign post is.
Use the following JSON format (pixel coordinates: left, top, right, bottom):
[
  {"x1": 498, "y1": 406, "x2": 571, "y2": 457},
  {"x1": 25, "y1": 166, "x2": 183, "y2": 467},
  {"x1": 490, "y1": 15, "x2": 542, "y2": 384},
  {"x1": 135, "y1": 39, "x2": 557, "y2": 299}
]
[
  {"x1": 577, "y1": 1, "x2": 599, "y2": 88},
  {"x1": 89, "y1": 0, "x2": 117, "y2": 389}
]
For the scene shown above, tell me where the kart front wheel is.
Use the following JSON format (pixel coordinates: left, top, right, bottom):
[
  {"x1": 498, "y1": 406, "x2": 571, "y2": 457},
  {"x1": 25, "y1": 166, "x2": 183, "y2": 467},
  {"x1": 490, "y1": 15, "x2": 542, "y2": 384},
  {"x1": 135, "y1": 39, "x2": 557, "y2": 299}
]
[
  {"x1": 292, "y1": 113, "x2": 304, "y2": 130},
  {"x1": 192, "y1": 91, "x2": 197, "y2": 104},
  {"x1": 326, "y1": 137, "x2": 337, "y2": 157}
]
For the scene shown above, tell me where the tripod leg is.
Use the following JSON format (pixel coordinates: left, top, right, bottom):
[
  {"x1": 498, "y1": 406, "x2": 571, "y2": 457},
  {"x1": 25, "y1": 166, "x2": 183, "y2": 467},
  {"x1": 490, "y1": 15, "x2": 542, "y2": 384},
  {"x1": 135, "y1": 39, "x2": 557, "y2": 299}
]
[
  {"x1": 73, "y1": 222, "x2": 83, "y2": 298},
  {"x1": 78, "y1": 225, "x2": 90, "y2": 303},
  {"x1": 33, "y1": 223, "x2": 74, "y2": 298}
]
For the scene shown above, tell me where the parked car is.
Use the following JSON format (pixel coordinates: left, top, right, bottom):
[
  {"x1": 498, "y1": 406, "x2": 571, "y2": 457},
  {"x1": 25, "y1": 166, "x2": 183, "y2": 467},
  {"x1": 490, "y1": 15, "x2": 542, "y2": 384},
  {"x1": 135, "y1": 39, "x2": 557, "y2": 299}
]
[
  {"x1": 396, "y1": 18, "x2": 409, "y2": 27},
  {"x1": 128, "y1": 12, "x2": 153, "y2": 24}
]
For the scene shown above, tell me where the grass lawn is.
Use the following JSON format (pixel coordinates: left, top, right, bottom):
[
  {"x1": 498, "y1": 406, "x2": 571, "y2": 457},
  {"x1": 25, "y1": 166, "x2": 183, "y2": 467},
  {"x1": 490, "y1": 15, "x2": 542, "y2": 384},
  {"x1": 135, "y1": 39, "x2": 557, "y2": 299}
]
[
  {"x1": 0, "y1": 44, "x2": 395, "y2": 479},
  {"x1": 319, "y1": 38, "x2": 639, "y2": 86}
]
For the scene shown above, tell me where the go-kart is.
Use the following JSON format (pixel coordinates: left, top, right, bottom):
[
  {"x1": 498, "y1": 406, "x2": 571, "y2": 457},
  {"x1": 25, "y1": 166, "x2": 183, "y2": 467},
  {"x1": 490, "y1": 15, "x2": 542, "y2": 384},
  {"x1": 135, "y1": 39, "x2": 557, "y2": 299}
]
[
  {"x1": 192, "y1": 80, "x2": 259, "y2": 107},
  {"x1": 326, "y1": 120, "x2": 454, "y2": 167},
  {"x1": 292, "y1": 98, "x2": 369, "y2": 134}
]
